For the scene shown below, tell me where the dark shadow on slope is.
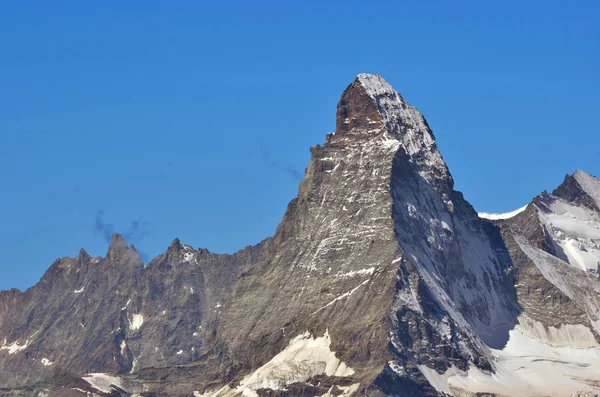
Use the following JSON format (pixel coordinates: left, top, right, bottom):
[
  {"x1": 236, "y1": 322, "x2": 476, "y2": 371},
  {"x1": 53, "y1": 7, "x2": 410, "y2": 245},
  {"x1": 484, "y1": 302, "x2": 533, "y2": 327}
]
[{"x1": 388, "y1": 145, "x2": 522, "y2": 353}]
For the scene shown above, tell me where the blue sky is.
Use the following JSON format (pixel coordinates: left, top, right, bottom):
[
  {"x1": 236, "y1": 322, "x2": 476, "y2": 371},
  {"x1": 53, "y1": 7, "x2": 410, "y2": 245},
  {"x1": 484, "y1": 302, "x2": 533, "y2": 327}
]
[{"x1": 1, "y1": 1, "x2": 598, "y2": 291}]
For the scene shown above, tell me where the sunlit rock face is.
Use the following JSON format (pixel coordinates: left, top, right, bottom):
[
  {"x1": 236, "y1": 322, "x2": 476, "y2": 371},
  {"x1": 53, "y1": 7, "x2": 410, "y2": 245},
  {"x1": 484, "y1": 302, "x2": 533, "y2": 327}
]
[{"x1": 1, "y1": 75, "x2": 600, "y2": 397}]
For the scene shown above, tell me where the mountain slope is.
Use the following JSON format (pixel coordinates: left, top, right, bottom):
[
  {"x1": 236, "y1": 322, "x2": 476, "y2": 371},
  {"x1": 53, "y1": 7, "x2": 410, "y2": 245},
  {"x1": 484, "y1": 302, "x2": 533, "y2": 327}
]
[{"x1": 1, "y1": 74, "x2": 600, "y2": 397}]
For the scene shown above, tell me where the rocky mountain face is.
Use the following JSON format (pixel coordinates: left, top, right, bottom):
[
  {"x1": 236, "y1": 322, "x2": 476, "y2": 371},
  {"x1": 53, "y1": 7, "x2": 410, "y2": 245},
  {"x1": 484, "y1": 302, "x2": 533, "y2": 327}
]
[{"x1": 1, "y1": 74, "x2": 600, "y2": 397}]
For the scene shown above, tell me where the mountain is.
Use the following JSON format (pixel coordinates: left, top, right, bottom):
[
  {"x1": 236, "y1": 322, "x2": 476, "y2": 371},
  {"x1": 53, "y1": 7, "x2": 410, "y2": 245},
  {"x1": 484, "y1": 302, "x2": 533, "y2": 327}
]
[{"x1": 1, "y1": 74, "x2": 600, "y2": 397}]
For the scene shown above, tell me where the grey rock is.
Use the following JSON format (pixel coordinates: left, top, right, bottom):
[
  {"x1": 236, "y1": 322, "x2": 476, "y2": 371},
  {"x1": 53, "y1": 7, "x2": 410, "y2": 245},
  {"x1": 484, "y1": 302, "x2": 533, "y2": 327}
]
[{"x1": 1, "y1": 74, "x2": 600, "y2": 397}]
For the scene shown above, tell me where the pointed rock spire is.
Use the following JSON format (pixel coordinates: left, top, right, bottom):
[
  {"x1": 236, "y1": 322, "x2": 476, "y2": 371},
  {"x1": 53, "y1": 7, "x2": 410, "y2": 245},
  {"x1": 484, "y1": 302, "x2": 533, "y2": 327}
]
[
  {"x1": 573, "y1": 170, "x2": 600, "y2": 209},
  {"x1": 106, "y1": 233, "x2": 129, "y2": 263},
  {"x1": 552, "y1": 171, "x2": 600, "y2": 211},
  {"x1": 168, "y1": 238, "x2": 183, "y2": 252},
  {"x1": 335, "y1": 73, "x2": 451, "y2": 185},
  {"x1": 78, "y1": 248, "x2": 91, "y2": 261}
]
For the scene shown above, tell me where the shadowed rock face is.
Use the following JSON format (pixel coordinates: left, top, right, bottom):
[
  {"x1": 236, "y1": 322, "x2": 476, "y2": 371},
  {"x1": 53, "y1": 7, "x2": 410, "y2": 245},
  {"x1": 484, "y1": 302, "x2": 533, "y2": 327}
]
[{"x1": 1, "y1": 75, "x2": 599, "y2": 397}]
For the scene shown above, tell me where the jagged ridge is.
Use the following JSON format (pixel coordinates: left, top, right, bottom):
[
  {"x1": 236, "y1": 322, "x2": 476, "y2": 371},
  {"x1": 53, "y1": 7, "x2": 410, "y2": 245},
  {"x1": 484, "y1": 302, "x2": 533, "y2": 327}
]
[{"x1": 1, "y1": 74, "x2": 600, "y2": 397}]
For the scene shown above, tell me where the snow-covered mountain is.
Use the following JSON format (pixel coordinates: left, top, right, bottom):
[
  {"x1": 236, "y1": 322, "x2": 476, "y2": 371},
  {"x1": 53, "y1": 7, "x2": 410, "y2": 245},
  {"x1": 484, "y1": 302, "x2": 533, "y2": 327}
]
[{"x1": 1, "y1": 74, "x2": 599, "y2": 397}]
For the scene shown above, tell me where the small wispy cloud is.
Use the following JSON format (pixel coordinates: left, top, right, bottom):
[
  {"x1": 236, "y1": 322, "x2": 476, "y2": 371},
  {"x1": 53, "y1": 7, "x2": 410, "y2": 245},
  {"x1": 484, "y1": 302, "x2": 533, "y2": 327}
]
[
  {"x1": 284, "y1": 164, "x2": 303, "y2": 181},
  {"x1": 93, "y1": 210, "x2": 150, "y2": 262},
  {"x1": 262, "y1": 151, "x2": 303, "y2": 181}
]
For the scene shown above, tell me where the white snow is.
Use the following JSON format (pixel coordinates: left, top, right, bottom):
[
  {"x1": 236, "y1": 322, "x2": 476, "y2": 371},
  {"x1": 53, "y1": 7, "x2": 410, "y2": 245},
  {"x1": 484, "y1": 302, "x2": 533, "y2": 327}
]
[
  {"x1": 418, "y1": 365, "x2": 457, "y2": 395},
  {"x1": 82, "y1": 373, "x2": 125, "y2": 394},
  {"x1": 446, "y1": 329, "x2": 600, "y2": 396},
  {"x1": 120, "y1": 340, "x2": 127, "y2": 355},
  {"x1": 422, "y1": 232, "x2": 600, "y2": 395},
  {"x1": 515, "y1": 314, "x2": 598, "y2": 348},
  {"x1": 574, "y1": 170, "x2": 600, "y2": 209},
  {"x1": 195, "y1": 330, "x2": 356, "y2": 397},
  {"x1": 236, "y1": 330, "x2": 354, "y2": 397},
  {"x1": 392, "y1": 164, "x2": 517, "y2": 351},
  {"x1": 317, "y1": 383, "x2": 361, "y2": 397},
  {"x1": 514, "y1": 234, "x2": 600, "y2": 338},
  {"x1": 335, "y1": 267, "x2": 375, "y2": 278},
  {"x1": 176, "y1": 350, "x2": 183, "y2": 355},
  {"x1": 40, "y1": 358, "x2": 53, "y2": 366},
  {"x1": 122, "y1": 299, "x2": 131, "y2": 310},
  {"x1": 356, "y1": 73, "x2": 449, "y2": 184},
  {"x1": 0, "y1": 338, "x2": 29, "y2": 354},
  {"x1": 311, "y1": 279, "x2": 370, "y2": 315},
  {"x1": 478, "y1": 205, "x2": 528, "y2": 220},
  {"x1": 73, "y1": 287, "x2": 85, "y2": 293},
  {"x1": 184, "y1": 252, "x2": 196, "y2": 262},
  {"x1": 537, "y1": 199, "x2": 600, "y2": 271},
  {"x1": 128, "y1": 314, "x2": 144, "y2": 331}
]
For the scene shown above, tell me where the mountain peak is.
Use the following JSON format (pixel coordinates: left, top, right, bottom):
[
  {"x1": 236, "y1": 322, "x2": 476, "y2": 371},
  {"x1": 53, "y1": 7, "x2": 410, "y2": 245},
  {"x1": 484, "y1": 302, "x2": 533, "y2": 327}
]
[
  {"x1": 109, "y1": 233, "x2": 127, "y2": 247},
  {"x1": 168, "y1": 237, "x2": 182, "y2": 249},
  {"x1": 166, "y1": 237, "x2": 185, "y2": 256},
  {"x1": 106, "y1": 233, "x2": 131, "y2": 263},
  {"x1": 337, "y1": 73, "x2": 451, "y2": 185},
  {"x1": 573, "y1": 170, "x2": 600, "y2": 209},
  {"x1": 552, "y1": 170, "x2": 600, "y2": 211},
  {"x1": 355, "y1": 73, "x2": 397, "y2": 99}
]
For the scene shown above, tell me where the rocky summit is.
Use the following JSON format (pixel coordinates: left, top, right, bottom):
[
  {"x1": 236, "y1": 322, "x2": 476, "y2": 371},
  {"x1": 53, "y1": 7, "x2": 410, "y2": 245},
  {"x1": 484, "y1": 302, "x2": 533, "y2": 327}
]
[{"x1": 2, "y1": 74, "x2": 600, "y2": 397}]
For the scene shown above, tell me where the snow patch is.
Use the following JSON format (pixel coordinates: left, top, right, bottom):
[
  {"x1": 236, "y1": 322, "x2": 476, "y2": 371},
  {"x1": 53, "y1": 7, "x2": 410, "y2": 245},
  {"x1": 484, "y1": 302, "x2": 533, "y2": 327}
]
[
  {"x1": 0, "y1": 338, "x2": 29, "y2": 354},
  {"x1": 516, "y1": 314, "x2": 599, "y2": 348},
  {"x1": 447, "y1": 329, "x2": 600, "y2": 396},
  {"x1": 574, "y1": 170, "x2": 600, "y2": 209},
  {"x1": 234, "y1": 329, "x2": 354, "y2": 397},
  {"x1": 418, "y1": 365, "x2": 457, "y2": 395},
  {"x1": 73, "y1": 287, "x2": 85, "y2": 293},
  {"x1": 318, "y1": 383, "x2": 361, "y2": 397},
  {"x1": 82, "y1": 373, "x2": 125, "y2": 394},
  {"x1": 478, "y1": 205, "x2": 527, "y2": 220},
  {"x1": 184, "y1": 252, "x2": 196, "y2": 262},
  {"x1": 121, "y1": 299, "x2": 131, "y2": 310},
  {"x1": 537, "y1": 200, "x2": 600, "y2": 271},
  {"x1": 197, "y1": 331, "x2": 357, "y2": 397},
  {"x1": 40, "y1": 358, "x2": 53, "y2": 366},
  {"x1": 128, "y1": 314, "x2": 144, "y2": 330},
  {"x1": 312, "y1": 279, "x2": 370, "y2": 314},
  {"x1": 335, "y1": 267, "x2": 375, "y2": 278}
]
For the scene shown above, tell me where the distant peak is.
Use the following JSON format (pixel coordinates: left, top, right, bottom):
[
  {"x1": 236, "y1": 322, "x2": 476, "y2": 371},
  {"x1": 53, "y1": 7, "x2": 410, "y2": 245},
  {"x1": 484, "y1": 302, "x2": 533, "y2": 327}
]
[
  {"x1": 552, "y1": 170, "x2": 600, "y2": 211},
  {"x1": 572, "y1": 170, "x2": 600, "y2": 209},
  {"x1": 106, "y1": 233, "x2": 129, "y2": 262},
  {"x1": 78, "y1": 248, "x2": 91, "y2": 261},
  {"x1": 573, "y1": 169, "x2": 599, "y2": 181},
  {"x1": 110, "y1": 233, "x2": 127, "y2": 247},
  {"x1": 167, "y1": 238, "x2": 183, "y2": 253}
]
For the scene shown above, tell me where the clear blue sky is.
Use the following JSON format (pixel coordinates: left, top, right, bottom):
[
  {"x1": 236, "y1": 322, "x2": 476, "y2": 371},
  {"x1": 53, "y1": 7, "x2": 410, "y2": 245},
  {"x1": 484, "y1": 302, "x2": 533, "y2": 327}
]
[{"x1": 1, "y1": 1, "x2": 598, "y2": 291}]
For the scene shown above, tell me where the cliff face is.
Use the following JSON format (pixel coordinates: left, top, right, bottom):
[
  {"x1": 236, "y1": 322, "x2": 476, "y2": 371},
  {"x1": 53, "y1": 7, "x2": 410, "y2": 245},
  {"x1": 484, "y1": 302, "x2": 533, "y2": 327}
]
[{"x1": 1, "y1": 75, "x2": 600, "y2": 397}]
